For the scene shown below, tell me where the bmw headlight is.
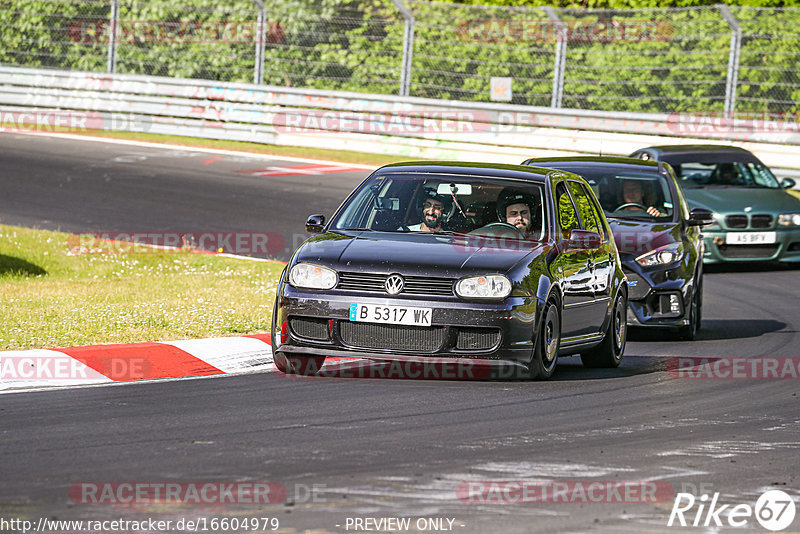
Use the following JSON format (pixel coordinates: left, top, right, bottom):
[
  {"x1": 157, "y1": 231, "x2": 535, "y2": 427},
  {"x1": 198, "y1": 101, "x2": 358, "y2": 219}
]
[
  {"x1": 455, "y1": 274, "x2": 512, "y2": 299},
  {"x1": 288, "y1": 263, "x2": 338, "y2": 290},
  {"x1": 635, "y1": 243, "x2": 684, "y2": 267},
  {"x1": 778, "y1": 213, "x2": 800, "y2": 227}
]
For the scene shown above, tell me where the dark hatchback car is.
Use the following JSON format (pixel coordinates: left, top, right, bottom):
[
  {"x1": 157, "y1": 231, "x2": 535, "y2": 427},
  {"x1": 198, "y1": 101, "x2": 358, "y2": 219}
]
[
  {"x1": 630, "y1": 145, "x2": 800, "y2": 263},
  {"x1": 272, "y1": 162, "x2": 628, "y2": 380},
  {"x1": 524, "y1": 157, "x2": 713, "y2": 340}
]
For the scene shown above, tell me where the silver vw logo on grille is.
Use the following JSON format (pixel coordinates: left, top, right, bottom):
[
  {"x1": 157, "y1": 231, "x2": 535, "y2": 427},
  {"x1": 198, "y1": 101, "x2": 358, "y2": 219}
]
[{"x1": 384, "y1": 274, "x2": 405, "y2": 295}]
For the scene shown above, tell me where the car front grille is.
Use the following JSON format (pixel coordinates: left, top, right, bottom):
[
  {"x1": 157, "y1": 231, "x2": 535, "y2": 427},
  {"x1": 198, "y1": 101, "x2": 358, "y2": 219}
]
[
  {"x1": 750, "y1": 214, "x2": 773, "y2": 229},
  {"x1": 724, "y1": 214, "x2": 773, "y2": 230},
  {"x1": 717, "y1": 244, "x2": 779, "y2": 259},
  {"x1": 337, "y1": 272, "x2": 455, "y2": 297},
  {"x1": 455, "y1": 327, "x2": 500, "y2": 350},
  {"x1": 725, "y1": 215, "x2": 748, "y2": 229},
  {"x1": 339, "y1": 322, "x2": 444, "y2": 352},
  {"x1": 289, "y1": 317, "x2": 329, "y2": 341}
]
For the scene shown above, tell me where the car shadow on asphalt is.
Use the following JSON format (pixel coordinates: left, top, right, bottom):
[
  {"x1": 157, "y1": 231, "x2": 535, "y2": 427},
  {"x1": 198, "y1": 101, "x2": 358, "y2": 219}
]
[
  {"x1": 628, "y1": 319, "x2": 786, "y2": 342},
  {"x1": 0, "y1": 254, "x2": 47, "y2": 277},
  {"x1": 548, "y1": 355, "x2": 666, "y2": 381}
]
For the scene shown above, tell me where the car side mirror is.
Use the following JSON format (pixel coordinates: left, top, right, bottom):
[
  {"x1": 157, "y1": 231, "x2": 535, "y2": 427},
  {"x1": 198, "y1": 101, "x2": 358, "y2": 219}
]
[
  {"x1": 306, "y1": 214, "x2": 326, "y2": 234},
  {"x1": 567, "y1": 229, "x2": 601, "y2": 251},
  {"x1": 688, "y1": 208, "x2": 714, "y2": 226},
  {"x1": 780, "y1": 177, "x2": 796, "y2": 189}
]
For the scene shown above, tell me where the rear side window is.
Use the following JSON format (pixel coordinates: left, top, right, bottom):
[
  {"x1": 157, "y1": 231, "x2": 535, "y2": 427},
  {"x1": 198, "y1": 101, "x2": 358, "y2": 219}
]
[
  {"x1": 555, "y1": 182, "x2": 580, "y2": 239},
  {"x1": 567, "y1": 181, "x2": 605, "y2": 240}
]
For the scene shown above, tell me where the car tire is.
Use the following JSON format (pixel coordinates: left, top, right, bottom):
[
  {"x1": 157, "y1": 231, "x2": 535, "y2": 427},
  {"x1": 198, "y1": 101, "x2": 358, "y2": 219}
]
[
  {"x1": 581, "y1": 290, "x2": 627, "y2": 368},
  {"x1": 677, "y1": 284, "x2": 700, "y2": 341},
  {"x1": 527, "y1": 298, "x2": 561, "y2": 380},
  {"x1": 274, "y1": 353, "x2": 327, "y2": 375}
]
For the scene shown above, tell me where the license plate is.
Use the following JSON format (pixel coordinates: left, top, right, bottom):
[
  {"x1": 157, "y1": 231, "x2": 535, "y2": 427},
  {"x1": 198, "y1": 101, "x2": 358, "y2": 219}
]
[
  {"x1": 349, "y1": 303, "x2": 432, "y2": 327},
  {"x1": 725, "y1": 232, "x2": 777, "y2": 245}
]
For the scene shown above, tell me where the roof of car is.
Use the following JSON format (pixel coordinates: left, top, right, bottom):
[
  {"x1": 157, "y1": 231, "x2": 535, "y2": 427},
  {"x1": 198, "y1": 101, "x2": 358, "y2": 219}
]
[
  {"x1": 375, "y1": 161, "x2": 568, "y2": 182},
  {"x1": 525, "y1": 156, "x2": 660, "y2": 169},
  {"x1": 635, "y1": 145, "x2": 762, "y2": 164}
]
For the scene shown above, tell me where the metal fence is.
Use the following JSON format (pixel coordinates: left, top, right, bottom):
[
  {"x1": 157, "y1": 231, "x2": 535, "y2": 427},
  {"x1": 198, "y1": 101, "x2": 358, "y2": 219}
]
[{"x1": 0, "y1": 0, "x2": 798, "y2": 117}]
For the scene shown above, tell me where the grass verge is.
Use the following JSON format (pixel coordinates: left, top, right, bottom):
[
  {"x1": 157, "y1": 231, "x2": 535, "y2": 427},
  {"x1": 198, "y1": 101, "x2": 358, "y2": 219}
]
[{"x1": 0, "y1": 224, "x2": 285, "y2": 351}]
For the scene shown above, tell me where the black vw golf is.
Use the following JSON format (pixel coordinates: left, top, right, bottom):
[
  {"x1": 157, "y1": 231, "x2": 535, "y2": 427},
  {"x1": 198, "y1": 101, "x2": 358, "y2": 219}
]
[
  {"x1": 272, "y1": 162, "x2": 628, "y2": 379},
  {"x1": 524, "y1": 157, "x2": 713, "y2": 340}
]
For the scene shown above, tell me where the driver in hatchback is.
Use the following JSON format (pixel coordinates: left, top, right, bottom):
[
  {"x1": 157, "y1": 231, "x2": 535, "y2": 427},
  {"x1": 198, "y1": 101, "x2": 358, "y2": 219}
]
[{"x1": 619, "y1": 179, "x2": 664, "y2": 217}]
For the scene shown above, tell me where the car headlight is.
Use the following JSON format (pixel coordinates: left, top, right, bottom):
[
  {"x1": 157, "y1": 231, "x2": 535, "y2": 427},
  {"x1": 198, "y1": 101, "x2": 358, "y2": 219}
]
[
  {"x1": 288, "y1": 263, "x2": 338, "y2": 290},
  {"x1": 635, "y1": 243, "x2": 684, "y2": 267},
  {"x1": 778, "y1": 213, "x2": 800, "y2": 227},
  {"x1": 455, "y1": 274, "x2": 512, "y2": 299}
]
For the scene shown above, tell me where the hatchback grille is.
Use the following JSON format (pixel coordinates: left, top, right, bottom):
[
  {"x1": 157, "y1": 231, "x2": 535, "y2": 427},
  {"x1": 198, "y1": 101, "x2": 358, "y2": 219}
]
[
  {"x1": 339, "y1": 322, "x2": 444, "y2": 352},
  {"x1": 337, "y1": 272, "x2": 455, "y2": 296},
  {"x1": 750, "y1": 214, "x2": 773, "y2": 229},
  {"x1": 717, "y1": 244, "x2": 779, "y2": 259},
  {"x1": 289, "y1": 317, "x2": 329, "y2": 341},
  {"x1": 725, "y1": 215, "x2": 748, "y2": 229},
  {"x1": 455, "y1": 327, "x2": 500, "y2": 350}
]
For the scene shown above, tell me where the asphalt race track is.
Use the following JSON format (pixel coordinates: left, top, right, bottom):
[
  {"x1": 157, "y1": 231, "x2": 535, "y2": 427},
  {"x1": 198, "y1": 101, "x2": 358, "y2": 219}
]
[{"x1": 1, "y1": 133, "x2": 799, "y2": 533}]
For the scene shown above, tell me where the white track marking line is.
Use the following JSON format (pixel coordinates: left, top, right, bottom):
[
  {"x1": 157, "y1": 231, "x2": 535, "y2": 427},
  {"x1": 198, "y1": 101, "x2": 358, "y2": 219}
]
[{"x1": 5, "y1": 131, "x2": 376, "y2": 169}]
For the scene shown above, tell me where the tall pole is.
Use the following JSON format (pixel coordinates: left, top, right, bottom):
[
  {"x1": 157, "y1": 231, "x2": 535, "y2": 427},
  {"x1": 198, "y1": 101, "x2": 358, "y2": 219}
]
[
  {"x1": 253, "y1": 0, "x2": 267, "y2": 85},
  {"x1": 545, "y1": 7, "x2": 566, "y2": 109},
  {"x1": 718, "y1": 4, "x2": 741, "y2": 118},
  {"x1": 391, "y1": 0, "x2": 414, "y2": 97}
]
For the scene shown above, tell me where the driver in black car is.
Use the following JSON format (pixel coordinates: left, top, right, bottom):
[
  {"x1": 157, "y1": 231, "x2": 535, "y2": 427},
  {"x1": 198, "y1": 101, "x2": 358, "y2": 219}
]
[
  {"x1": 620, "y1": 179, "x2": 664, "y2": 217},
  {"x1": 497, "y1": 189, "x2": 536, "y2": 238}
]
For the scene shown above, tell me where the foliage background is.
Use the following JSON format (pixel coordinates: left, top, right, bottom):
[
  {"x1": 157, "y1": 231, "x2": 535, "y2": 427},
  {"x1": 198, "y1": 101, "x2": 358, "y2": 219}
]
[{"x1": 0, "y1": 0, "x2": 797, "y2": 116}]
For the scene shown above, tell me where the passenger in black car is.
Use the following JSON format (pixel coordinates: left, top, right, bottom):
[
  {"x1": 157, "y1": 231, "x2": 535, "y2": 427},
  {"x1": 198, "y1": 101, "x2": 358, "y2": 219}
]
[{"x1": 408, "y1": 189, "x2": 451, "y2": 232}]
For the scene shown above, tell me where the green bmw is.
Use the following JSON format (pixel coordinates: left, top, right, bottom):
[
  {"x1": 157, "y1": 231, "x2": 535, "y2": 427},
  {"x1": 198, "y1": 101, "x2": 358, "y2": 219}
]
[{"x1": 630, "y1": 145, "x2": 800, "y2": 264}]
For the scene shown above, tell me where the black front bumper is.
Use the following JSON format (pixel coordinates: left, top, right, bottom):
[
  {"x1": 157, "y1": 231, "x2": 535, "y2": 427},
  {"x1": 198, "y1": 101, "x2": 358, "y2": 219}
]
[
  {"x1": 623, "y1": 265, "x2": 694, "y2": 328},
  {"x1": 273, "y1": 287, "x2": 539, "y2": 367}
]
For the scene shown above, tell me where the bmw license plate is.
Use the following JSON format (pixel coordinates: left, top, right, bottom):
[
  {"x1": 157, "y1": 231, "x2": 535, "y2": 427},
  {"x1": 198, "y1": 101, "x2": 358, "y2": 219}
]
[
  {"x1": 726, "y1": 232, "x2": 777, "y2": 245},
  {"x1": 349, "y1": 303, "x2": 432, "y2": 327}
]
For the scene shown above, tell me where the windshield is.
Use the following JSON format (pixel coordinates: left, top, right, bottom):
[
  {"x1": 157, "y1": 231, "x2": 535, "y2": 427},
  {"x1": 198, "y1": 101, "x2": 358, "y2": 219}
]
[
  {"x1": 671, "y1": 160, "x2": 780, "y2": 189},
  {"x1": 331, "y1": 173, "x2": 548, "y2": 241}
]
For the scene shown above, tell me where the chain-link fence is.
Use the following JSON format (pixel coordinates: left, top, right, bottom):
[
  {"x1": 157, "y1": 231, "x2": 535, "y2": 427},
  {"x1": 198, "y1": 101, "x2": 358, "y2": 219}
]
[{"x1": 0, "y1": 0, "x2": 798, "y2": 117}]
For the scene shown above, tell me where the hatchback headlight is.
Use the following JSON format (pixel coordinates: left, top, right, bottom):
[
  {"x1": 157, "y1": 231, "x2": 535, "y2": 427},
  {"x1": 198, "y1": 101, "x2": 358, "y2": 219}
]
[
  {"x1": 455, "y1": 274, "x2": 512, "y2": 299},
  {"x1": 636, "y1": 243, "x2": 684, "y2": 267},
  {"x1": 778, "y1": 213, "x2": 800, "y2": 227},
  {"x1": 288, "y1": 263, "x2": 338, "y2": 290}
]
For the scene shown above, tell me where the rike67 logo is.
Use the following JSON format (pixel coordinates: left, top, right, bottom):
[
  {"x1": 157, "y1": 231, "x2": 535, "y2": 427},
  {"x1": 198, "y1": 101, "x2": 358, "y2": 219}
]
[{"x1": 668, "y1": 490, "x2": 796, "y2": 531}]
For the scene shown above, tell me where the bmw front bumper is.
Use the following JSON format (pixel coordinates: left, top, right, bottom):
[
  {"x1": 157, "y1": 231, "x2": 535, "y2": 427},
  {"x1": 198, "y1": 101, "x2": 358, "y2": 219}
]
[{"x1": 701, "y1": 228, "x2": 800, "y2": 263}]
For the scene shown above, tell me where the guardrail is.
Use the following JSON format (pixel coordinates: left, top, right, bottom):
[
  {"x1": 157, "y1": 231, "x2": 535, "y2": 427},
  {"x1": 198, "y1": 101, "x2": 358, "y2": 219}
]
[{"x1": 2, "y1": 65, "x2": 800, "y2": 174}]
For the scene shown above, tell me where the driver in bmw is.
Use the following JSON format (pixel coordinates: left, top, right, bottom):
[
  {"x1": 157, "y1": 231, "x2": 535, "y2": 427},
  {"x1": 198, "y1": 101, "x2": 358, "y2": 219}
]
[
  {"x1": 408, "y1": 189, "x2": 451, "y2": 232},
  {"x1": 620, "y1": 180, "x2": 664, "y2": 217}
]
